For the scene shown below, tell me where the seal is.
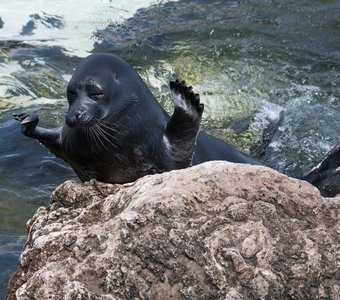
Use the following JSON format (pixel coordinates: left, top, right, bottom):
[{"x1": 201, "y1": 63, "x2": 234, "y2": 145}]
[
  {"x1": 13, "y1": 53, "x2": 339, "y2": 197},
  {"x1": 13, "y1": 53, "x2": 203, "y2": 184}
]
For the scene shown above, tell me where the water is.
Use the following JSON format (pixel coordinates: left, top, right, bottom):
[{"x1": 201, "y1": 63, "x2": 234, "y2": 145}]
[{"x1": 0, "y1": 0, "x2": 339, "y2": 297}]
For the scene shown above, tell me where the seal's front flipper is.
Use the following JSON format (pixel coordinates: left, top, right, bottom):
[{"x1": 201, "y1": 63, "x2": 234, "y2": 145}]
[
  {"x1": 13, "y1": 113, "x2": 39, "y2": 137},
  {"x1": 13, "y1": 112, "x2": 62, "y2": 150},
  {"x1": 13, "y1": 112, "x2": 31, "y2": 122},
  {"x1": 164, "y1": 80, "x2": 204, "y2": 169},
  {"x1": 301, "y1": 144, "x2": 340, "y2": 197}
]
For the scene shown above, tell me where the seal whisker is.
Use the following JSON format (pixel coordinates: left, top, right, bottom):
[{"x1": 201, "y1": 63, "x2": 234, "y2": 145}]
[
  {"x1": 97, "y1": 124, "x2": 119, "y2": 141},
  {"x1": 91, "y1": 124, "x2": 108, "y2": 150},
  {"x1": 87, "y1": 127, "x2": 97, "y2": 151},
  {"x1": 91, "y1": 125, "x2": 108, "y2": 151},
  {"x1": 98, "y1": 121, "x2": 124, "y2": 137},
  {"x1": 96, "y1": 125, "x2": 116, "y2": 146},
  {"x1": 85, "y1": 127, "x2": 93, "y2": 150},
  {"x1": 88, "y1": 127, "x2": 97, "y2": 150},
  {"x1": 99, "y1": 120, "x2": 122, "y2": 129},
  {"x1": 63, "y1": 127, "x2": 73, "y2": 152},
  {"x1": 70, "y1": 129, "x2": 76, "y2": 152},
  {"x1": 88, "y1": 126, "x2": 101, "y2": 151},
  {"x1": 65, "y1": 130, "x2": 71, "y2": 152},
  {"x1": 61, "y1": 127, "x2": 68, "y2": 150},
  {"x1": 94, "y1": 121, "x2": 121, "y2": 141},
  {"x1": 95, "y1": 124, "x2": 119, "y2": 150}
]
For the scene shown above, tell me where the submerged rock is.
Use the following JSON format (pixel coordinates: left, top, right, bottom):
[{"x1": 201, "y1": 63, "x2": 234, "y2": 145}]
[{"x1": 8, "y1": 161, "x2": 340, "y2": 299}]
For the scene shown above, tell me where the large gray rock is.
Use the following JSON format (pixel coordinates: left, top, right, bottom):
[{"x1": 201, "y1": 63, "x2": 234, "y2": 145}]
[{"x1": 8, "y1": 162, "x2": 340, "y2": 299}]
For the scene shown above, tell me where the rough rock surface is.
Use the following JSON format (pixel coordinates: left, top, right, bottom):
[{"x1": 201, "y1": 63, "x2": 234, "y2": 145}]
[{"x1": 8, "y1": 161, "x2": 340, "y2": 299}]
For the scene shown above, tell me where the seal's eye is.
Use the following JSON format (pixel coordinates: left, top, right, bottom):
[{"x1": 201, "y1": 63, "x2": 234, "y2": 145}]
[
  {"x1": 90, "y1": 93, "x2": 105, "y2": 101},
  {"x1": 67, "y1": 90, "x2": 77, "y2": 102}
]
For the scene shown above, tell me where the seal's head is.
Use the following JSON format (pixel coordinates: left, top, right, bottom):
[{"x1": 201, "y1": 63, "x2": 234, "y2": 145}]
[{"x1": 65, "y1": 53, "x2": 144, "y2": 128}]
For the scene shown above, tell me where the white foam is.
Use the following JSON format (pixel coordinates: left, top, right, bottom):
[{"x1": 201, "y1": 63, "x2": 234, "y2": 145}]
[{"x1": 0, "y1": 0, "x2": 177, "y2": 57}]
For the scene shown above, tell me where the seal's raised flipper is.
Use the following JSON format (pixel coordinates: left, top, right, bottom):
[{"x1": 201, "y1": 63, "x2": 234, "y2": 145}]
[
  {"x1": 301, "y1": 143, "x2": 340, "y2": 197},
  {"x1": 164, "y1": 80, "x2": 204, "y2": 169},
  {"x1": 13, "y1": 112, "x2": 62, "y2": 150}
]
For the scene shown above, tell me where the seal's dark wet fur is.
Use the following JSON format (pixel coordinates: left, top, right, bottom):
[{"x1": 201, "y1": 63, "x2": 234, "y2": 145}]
[
  {"x1": 14, "y1": 54, "x2": 203, "y2": 184},
  {"x1": 14, "y1": 53, "x2": 339, "y2": 197}
]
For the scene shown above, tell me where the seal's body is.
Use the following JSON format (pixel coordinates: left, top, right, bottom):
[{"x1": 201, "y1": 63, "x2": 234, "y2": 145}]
[
  {"x1": 14, "y1": 53, "x2": 339, "y2": 197},
  {"x1": 14, "y1": 54, "x2": 204, "y2": 183}
]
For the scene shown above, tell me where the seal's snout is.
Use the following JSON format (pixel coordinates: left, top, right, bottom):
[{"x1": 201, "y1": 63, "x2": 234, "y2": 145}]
[{"x1": 66, "y1": 110, "x2": 92, "y2": 128}]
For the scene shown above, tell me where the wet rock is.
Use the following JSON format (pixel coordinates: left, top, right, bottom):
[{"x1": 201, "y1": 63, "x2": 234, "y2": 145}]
[{"x1": 8, "y1": 161, "x2": 340, "y2": 299}]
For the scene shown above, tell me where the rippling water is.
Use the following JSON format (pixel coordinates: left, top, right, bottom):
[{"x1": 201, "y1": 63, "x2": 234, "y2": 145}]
[{"x1": 0, "y1": 0, "x2": 339, "y2": 296}]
